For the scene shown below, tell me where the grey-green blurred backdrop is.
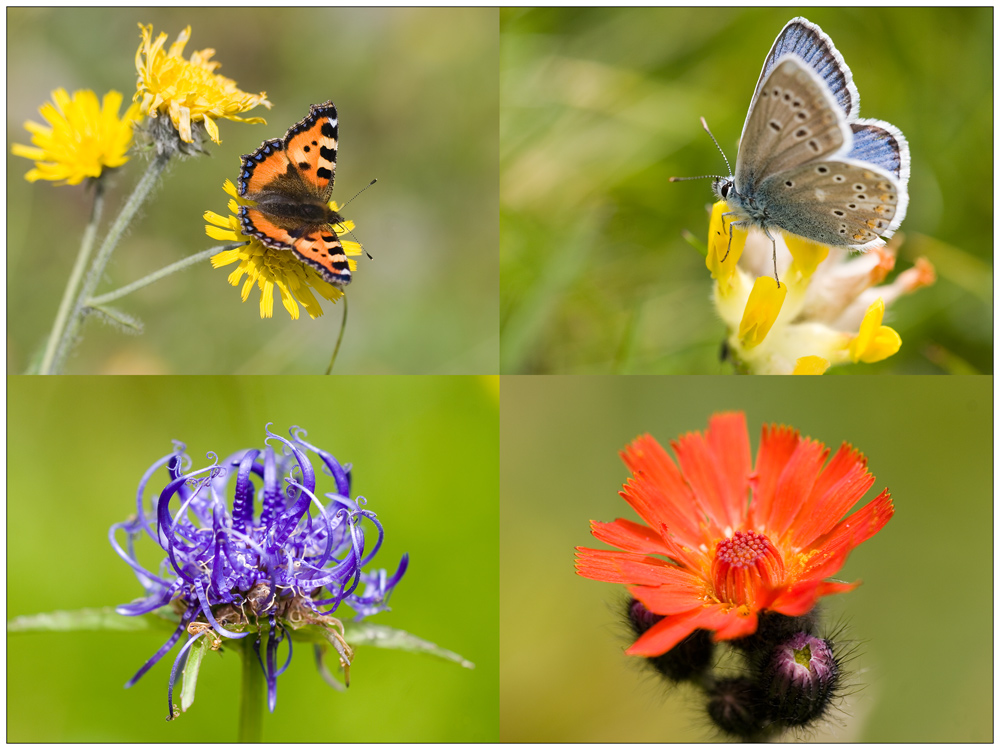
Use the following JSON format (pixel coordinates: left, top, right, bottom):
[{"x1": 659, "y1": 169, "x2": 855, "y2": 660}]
[
  {"x1": 8, "y1": 7, "x2": 498, "y2": 374},
  {"x1": 8, "y1": 375, "x2": 499, "y2": 742},
  {"x1": 501, "y1": 8, "x2": 992, "y2": 373},
  {"x1": 499, "y1": 375, "x2": 991, "y2": 741}
]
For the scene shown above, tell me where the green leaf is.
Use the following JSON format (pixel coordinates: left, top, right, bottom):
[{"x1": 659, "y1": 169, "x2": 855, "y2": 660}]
[
  {"x1": 342, "y1": 623, "x2": 475, "y2": 669},
  {"x1": 180, "y1": 633, "x2": 213, "y2": 713},
  {"x1": 7, "y1": 607, "x2": 175, "y2": 633}
]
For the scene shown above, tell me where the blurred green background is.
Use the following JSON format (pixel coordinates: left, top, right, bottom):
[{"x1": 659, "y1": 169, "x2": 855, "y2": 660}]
[
  {"x1": 500, "y1": 375, "x2": 991, "y2": 741},
  {"x1": 500, "y1": 8, "x2": 992, "y2": 373},
  {"x1": 8, "y1": 375, "x2": 499, "y2": 741},
  {"x1": 8, "y1": 8, "x2": 498, "y2": 374}
]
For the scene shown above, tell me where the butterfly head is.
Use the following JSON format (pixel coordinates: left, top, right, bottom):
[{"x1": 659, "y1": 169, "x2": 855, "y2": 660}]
[{"x1": 711, "y1": 176, "x2": 736, "y2": 203}]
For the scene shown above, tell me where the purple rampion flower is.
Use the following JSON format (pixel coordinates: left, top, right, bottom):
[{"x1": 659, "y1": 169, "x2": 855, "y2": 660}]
[{"x1": 110, "y1": 424, "x2": 408, "y2": 718}]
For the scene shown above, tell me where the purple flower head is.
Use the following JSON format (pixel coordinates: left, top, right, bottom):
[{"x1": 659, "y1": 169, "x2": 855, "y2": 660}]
[{"x1": 110, "y1": 424, "x2": 408, "y2": 718}]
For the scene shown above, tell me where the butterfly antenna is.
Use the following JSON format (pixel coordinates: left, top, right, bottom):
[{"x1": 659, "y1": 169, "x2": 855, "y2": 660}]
[
  {"x1": 667, "y1": 117, "x2": 731, "y2": 183},
  {"x1": 699, "y1": 116, "x2": 733, "y2": 176},
  {"x1": 338, "y1": 178, "x2": 377, "y2": 211},
  {"x1": 335, "y1": 179, "x2": 377, "y2": 259},
  {"x1": 332, "y1": 222, "x2": 373, "y2": 260}
]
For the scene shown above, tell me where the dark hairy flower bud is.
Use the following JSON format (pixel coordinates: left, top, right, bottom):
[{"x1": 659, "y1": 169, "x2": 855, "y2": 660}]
[
  {"x1": 706, "y1": 677, "x2": 768, "y2": 740},
  {"x1": 759, "y1": 631, "x2": 840, "y2": 726},
  {"x1": 730, "y1": 609, "x2": 819, "y2": 654}
]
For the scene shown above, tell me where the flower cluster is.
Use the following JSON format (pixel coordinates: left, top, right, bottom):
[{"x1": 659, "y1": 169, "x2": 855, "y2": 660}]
[
  {"x1": 705, "y1": 203, "x2": 936, "y2": 374},
  {"x1": 576, "y1": 412, "x2": 892, "y2": 739},
  {"x1": 110, "y1": 425, "x2": 407, "y2": 717}
]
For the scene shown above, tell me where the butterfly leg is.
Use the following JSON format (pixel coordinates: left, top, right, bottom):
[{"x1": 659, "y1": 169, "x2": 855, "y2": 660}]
[
  {"x1": 720, "y1": 212, "x2": 738, "y2": 262},
  {"x1": 762, "y1": 227, "x2": 781, "y2": 287}
]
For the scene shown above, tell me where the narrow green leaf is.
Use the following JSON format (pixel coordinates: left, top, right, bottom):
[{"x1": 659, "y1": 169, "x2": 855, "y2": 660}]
[
  {"x1": 342, "y1": 623, "x2": 475, "y2": 669},
  {"x1": 7, "y1": 607, "x2": 173, "y2": 633},
  {"x1": 180, "y1": 634, "x2": 213, "y2": 712}
]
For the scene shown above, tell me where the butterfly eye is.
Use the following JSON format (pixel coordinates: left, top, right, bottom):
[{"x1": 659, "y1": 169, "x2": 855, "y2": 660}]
[{"x1": 720, "y1": 182, "x2": 733, "y2": 199}]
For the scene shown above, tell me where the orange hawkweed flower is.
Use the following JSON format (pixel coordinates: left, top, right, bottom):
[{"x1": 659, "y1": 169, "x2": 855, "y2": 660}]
[{"x1": 575, "y1": 412, "x2": 893, "y2": 657}]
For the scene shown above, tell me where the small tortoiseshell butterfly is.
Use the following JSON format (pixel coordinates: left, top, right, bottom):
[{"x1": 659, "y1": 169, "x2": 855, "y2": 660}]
[{"x1": 238, "y1": 101, "x2": 352, "y2": 286}]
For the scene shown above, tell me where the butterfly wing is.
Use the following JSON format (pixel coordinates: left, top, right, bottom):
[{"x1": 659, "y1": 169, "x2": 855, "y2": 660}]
[
  {"x1": 756, "y1": 159, "x2": 903, "y2": 250},
  {"x1": 238, "y1": 139, "x2": 292, "y2": 199},
  {"x1": 288, "y1": 228, "x2": 352, "y2": 287},
  {"x1": 848, "y1": 119, "x2": 910, "y2": 229},
  {"x1": 237, "y1": 206, "x2": 351, "y2": 286},
  {"x1": 743, "y1": 17, "x2": 859, "y2": 143},
  {"x1": 281, "y1": 100, "x2": 339, "y2": 203},
  {"x1": 735, "y1": 57, "x2": 851, "y2": 196}
]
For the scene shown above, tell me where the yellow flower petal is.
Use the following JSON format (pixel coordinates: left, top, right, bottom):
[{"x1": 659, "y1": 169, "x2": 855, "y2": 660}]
[
  {"x1": 784, "y1": 232, "x2": 830, "y2": 278},
  {"x1": 206, "y1": 224, "x2": 239, "y2": 242},
  {"x1": 738, "y1": 276, "x2": 787, "y2": 349},
  {"x1": 792, "y1": 356, "x2": 831, "y2": 375},
  {"x1": 706, "y1": 201, "x2": 746, "y2": 290},
  {"x1": 849, "y1": 298, "x2": 902, "y2": 363}
]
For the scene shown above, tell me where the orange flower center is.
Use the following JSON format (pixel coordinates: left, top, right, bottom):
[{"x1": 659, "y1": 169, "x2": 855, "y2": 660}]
[{"x1": 711, "y1": 530, "x2": 785, "y2": 607}]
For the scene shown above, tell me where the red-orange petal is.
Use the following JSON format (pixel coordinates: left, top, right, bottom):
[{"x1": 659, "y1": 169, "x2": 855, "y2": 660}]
[
  {"x1": 671, "y1": 414, "x2": 751, "y2": 534},
  {"x1": 769, "y1": 577, "x2": 861, "y2": 616},
  {"x1": 807, "y1": 489, "x2": 894, "y2": 565},
  {"x1": 713, "y1": 609, "x2": 759, "y2": 641},
  {"x1": 767, "y1": 437, "x2": 829, "y2": 540},
  {"x1": 706, "y1": 411, "x2": 753, "y2": 522},
  {"x1": 790, "y1": 443, "x2": 875, "y2": 549},
  {"x1": 589, "y1": 518, "x2": 671, "y2": 556},
  {"x1": 574, "y1": 548, "x2": 695, "y2": 587},
  {"x1": 748, "y1": 423, "x2": 801, "y2": 528},
  {"x1": 629, "y1": 577, "x2": 709, "y2": 616},
  {"x1": 625, "y1": 604, "x2": 731, "y2": 656},
  {"x1": 619, "y1": 435, "x2": 705, "y2": 545}
]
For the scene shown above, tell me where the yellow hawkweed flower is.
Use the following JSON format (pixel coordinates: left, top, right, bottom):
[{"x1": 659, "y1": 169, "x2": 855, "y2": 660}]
[
  {"x1": 11, "y1": 88, "x2": 140, "y2": 185},
  {"x1": 702, "y1": 201, "x2": 935, "y2": 374},
  {"x1": 205, "y1": 180, "x2": 362, "y2": 320},
  {"x1": 135, "y1": 23, "x2": 270, "y2": 144}
]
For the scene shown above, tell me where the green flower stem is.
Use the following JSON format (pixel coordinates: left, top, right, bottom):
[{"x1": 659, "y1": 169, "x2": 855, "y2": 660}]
[
  {"x1": 87, "y1": 245, "x2": 236, "y2": 307},
  {"x1": 238, "y1": 638, "x2": 264, "y2": 742},
  {"x1": 45, "y1": 151, "x2": 171, "y2": 374},
  {"x1": 38, "y1": 179, "x2": 106, "y2": 375},
  {"x1": 325, "y1": 295, "x2": 349, "y2": 375}
]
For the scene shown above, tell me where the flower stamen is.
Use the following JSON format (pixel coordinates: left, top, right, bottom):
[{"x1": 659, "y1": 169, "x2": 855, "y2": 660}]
[{"x1": 711, "y1": 530, "x2": 785, "y2": 606}]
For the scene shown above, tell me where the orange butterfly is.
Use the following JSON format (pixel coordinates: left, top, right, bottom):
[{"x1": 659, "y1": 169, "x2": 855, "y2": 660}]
[{"x1": 238, "y1": 101, "x2": 351, "y2": 286}]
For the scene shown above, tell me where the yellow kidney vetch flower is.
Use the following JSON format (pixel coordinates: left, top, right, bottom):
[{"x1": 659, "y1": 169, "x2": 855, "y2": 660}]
[{"x1": 704, "y1": 201, "x2": 936, "y2": 374}]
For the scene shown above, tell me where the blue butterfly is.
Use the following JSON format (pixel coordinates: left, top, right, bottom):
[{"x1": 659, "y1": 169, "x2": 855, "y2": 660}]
[{"x1": 682, "y1": 18, "x2": 910, "y2": 283}]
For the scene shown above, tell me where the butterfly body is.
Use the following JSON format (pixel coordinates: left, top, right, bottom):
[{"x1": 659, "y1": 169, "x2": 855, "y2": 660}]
[
  {"x1": 712, "y1": 18, "x2": 909, "y2": 258},
  {"x1": 238, "y1": 101, "x2": 352, "y2": 286}
]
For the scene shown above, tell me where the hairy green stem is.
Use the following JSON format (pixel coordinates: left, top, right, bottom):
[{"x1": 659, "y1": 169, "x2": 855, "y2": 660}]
[
  {"x1": 325, "y1": 295, "x2": 349, "y2": 375},
  {"x1": 238, "y1": 639, "x2": 264, "y2": 742},
  {"x1": 38, "y1": 179, "x2": 106, "y2": 374},
  {"x1": 87, "y1": 246, "x2": 232, "y2": 307},
  {"x1": 46, "y1": 151, "x2": 171, "y2": 374}
]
